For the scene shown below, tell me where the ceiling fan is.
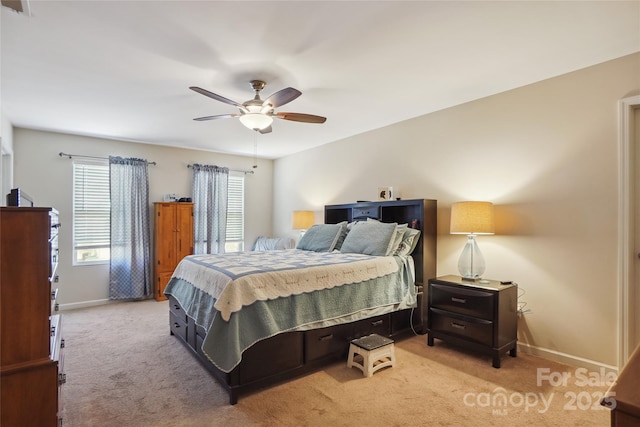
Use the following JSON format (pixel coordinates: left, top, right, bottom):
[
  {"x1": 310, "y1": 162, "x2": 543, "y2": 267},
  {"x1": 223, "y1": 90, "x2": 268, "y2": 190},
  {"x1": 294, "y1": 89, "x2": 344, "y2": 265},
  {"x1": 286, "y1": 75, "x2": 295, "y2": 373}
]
[{"x1": 190, "y1": 80, "x2": 327, "y2": 134}]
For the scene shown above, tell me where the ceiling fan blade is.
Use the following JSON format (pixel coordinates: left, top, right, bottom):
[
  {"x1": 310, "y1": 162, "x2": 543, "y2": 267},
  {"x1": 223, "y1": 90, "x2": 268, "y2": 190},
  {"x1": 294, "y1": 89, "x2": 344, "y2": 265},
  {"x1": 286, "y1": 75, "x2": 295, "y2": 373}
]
[
  {"x1": 258, "y1": 126, "x2": 272, "y2": 134},
  {"x1": 193, "y1": 114, "x2": 239, "y2": 121},
  {"x1": 263, "y1": 87, "x2": 302, "y2": 108},
  {"x1": 189, "y1": 86, "x2": 243, "y2": 108},
  {"x1": 275, "y1": 112, "x2": 327, "y2": 124}
]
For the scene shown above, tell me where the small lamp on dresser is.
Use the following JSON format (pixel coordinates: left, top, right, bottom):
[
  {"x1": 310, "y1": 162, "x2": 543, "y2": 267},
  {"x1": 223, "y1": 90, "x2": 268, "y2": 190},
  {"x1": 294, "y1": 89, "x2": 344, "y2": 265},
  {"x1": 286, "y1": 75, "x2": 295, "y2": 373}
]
[
  {"x1": 450, "y1": 201, "x2": 495, "y2": 281},
  {"x1": 292, "y1": 210, "x2": 314, "y2": 238}
]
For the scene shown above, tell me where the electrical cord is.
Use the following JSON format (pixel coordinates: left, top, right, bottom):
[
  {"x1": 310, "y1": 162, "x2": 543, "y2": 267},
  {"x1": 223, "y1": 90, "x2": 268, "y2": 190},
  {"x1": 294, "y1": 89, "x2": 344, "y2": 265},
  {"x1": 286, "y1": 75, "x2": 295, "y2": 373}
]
[
  {"x1": 516, "y1": 283, "x2": 532, "y2": 315},
  {"x1": 409, "y1": 305, "x2": 419, "y2": 336}
]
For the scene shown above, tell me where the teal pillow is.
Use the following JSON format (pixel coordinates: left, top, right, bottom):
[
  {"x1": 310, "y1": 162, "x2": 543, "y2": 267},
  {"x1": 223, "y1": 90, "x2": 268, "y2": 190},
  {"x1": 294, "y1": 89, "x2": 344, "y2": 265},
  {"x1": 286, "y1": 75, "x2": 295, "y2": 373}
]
[
  {"x1": 296, "y1": 222, "x2": 347, "y2": 252},
  {"x1": 367, "y1": 218, "x2": 406, "y2": 255},
  {"x1": 340, "y1": 221, "x2": 398, "y2": 256}
]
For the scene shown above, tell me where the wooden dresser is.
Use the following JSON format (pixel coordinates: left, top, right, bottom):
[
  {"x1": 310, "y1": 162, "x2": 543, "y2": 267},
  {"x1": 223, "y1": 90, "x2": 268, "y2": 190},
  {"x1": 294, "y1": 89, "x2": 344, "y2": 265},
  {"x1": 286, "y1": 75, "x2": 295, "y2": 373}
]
[
  {"x1": 0, "y1": 207, "x2": 65, "y2": 426},
  {"x1": 153, "y1": 202, "x2": 194, "y2": 301}
]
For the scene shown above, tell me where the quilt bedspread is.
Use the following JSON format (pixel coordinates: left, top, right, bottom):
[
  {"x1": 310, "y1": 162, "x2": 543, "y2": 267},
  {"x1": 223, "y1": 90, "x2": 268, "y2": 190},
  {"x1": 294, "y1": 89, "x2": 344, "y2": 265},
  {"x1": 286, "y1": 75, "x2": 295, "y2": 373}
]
[{"x1": 170, "y1": 249, "x2": 399, "y2": 321}]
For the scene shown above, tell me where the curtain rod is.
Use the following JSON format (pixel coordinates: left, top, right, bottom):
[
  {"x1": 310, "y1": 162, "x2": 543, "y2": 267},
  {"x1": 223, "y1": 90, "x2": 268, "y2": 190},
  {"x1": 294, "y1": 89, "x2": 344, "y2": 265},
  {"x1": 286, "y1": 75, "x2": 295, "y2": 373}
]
[
  {"x1": 59, "y1": 152, "x2": 157, "y2": 165},
  {"x1": 187, "y1": 164, "x2": 255, "y2": 175}
]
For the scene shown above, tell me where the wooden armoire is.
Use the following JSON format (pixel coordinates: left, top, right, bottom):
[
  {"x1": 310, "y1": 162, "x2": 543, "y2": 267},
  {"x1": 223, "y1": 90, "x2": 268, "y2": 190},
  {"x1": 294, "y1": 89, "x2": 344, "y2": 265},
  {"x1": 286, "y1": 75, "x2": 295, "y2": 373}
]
[
  {"x1": 0, "y1": 207, "x2": 65, "y2": 426},
  {"x1": 153, "y1": 202, "x2": 194, "y2": 301}
]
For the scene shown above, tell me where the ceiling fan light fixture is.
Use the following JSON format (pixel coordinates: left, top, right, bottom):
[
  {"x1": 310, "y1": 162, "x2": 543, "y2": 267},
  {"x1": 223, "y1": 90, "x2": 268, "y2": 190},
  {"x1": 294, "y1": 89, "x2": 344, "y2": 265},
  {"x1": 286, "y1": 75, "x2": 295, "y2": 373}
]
[
  {"x1": 190, "y1": 80, "x2": 325, "y2": 132},
  {"x1": 239, "y1": 113, "x2": 273, "y2": 131}
]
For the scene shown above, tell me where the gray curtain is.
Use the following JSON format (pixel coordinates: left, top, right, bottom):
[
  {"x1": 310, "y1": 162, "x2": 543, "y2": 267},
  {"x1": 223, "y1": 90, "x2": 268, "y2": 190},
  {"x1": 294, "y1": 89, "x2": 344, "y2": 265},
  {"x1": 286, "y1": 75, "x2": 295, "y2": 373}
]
[
  {"x1": 192, "y1": 164, "x2": 229, "y2": 254},
  {"x1": 109, "y1": 156, "x2": 151, "y2": 299}
]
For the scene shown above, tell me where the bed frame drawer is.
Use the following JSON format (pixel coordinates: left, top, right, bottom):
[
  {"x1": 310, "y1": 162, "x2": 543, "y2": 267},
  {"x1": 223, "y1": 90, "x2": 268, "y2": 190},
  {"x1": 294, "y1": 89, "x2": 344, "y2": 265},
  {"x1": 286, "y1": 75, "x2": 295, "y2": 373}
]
[
  {"x1": 305, "y1": 325, "x2": 350, "y2": 362},
  {"x1": 350, "y1": 314, "x2": 390, "y2": 338},
  {"x1": 169, "y1": 296, "x2": 188, "y2": 323},
  {"x1": 305, "y1": 315, "x2": 390, "y2": 362},
  {"x1": 170, "y1": 311, "x2": 188, "y2": 343},
  {"x1": 238, "y1": 332, "x2": 304, "y2": 383}
]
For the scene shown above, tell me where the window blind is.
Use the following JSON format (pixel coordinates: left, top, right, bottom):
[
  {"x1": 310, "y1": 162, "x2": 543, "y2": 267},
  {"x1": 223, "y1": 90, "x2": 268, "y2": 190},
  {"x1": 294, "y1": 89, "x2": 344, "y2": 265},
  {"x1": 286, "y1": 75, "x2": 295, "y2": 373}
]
[
  {"x1": 226, "y1": 174, "x2": 244, "y2": 244},
  {"x1": 73, "y1": 162, "x2": 110, "y2": 254}
]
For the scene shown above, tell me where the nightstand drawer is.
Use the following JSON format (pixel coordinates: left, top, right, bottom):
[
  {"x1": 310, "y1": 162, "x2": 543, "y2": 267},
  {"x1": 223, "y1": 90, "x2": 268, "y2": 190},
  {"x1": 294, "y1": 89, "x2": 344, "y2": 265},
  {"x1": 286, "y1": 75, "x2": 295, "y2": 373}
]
[
  {"x1": 430, "y1": 308, "x2": 493, "y2": 347},
  {"x1": 430, "y1": 283, "x2": 494, "y2": 320}
]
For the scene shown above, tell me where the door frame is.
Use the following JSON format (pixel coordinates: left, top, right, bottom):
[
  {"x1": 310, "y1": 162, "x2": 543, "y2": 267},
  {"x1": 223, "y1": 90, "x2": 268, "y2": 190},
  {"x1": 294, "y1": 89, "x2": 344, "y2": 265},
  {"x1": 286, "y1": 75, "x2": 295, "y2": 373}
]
[{"x1": 618, "y1": 95, "x2": 640, "y2": 368}]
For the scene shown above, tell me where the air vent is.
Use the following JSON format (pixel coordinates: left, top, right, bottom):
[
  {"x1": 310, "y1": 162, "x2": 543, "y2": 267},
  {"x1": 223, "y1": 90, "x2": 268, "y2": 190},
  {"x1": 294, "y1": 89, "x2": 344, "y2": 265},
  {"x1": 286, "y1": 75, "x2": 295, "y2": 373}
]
[{"x1": 1, "y1": 0, "x2": 30, "y2": 14}]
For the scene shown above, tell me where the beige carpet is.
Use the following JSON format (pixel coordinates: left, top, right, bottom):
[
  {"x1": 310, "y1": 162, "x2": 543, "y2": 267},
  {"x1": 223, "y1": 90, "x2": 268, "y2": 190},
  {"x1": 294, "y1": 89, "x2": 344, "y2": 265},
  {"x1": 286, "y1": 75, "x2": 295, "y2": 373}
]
[{"x1": 61, "y1": 300, "x2": 611, "y2": 426}]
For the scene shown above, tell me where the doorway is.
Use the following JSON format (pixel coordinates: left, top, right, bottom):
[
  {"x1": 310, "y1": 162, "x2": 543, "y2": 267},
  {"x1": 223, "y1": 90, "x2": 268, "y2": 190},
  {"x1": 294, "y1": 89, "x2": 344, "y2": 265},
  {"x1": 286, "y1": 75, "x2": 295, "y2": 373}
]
[
  {"x1": 620, "y1": 95, "x2": 640, "y2": 367},
  {"x1": 1, "y1": 146, "x2": 13, "y2": 203},
  {"x1": 634, "y1": 107, "x2": 640, "y2": 352}
]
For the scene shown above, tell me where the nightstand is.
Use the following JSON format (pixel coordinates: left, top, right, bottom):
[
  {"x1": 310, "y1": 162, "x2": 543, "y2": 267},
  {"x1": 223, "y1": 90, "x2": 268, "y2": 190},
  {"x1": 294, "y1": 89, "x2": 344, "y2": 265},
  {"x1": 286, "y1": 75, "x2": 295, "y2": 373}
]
[{"x1": 427, "y1": 275, "x2": 518, "y2": 368}]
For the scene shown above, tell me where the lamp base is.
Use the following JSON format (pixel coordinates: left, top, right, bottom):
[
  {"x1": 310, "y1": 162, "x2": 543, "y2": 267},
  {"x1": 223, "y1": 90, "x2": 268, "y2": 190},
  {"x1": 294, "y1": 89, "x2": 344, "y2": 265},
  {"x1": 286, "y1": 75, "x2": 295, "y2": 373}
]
[
  {"x1": 457, "y1": 234, "x2": 486, "y2": 280},
  {"x1": 460, "y1": 276, "x2": 481, "y2": 282}
]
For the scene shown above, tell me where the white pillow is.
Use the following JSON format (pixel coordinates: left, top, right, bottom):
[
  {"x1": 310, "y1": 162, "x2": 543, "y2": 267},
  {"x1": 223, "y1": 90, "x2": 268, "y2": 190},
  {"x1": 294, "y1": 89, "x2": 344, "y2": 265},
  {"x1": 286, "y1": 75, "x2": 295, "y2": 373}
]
[{"x1": 394, "y1": 228, "x2": 421, "y2": 256}]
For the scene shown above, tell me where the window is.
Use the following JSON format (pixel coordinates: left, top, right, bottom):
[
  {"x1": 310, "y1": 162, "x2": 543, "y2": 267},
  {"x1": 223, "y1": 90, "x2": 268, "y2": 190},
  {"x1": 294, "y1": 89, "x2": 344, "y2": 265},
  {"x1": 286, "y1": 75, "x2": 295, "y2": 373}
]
[
  {"x1": 225, "y1": 174, "x2": 245, "y2": 252},
  {"x1": 72, "y1": 162, "x2": 244, "y2": 260},
  {"x1": 73, "y1": 162, "x2": 110, "y2": 264}
]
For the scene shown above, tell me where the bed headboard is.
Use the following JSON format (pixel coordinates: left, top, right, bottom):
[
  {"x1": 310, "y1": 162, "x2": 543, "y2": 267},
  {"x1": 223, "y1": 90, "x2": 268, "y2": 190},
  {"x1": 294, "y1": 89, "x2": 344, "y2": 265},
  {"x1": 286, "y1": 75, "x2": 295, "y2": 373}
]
[{"x1": 324, "y1": 198, "x2": 437, "y2": 286}]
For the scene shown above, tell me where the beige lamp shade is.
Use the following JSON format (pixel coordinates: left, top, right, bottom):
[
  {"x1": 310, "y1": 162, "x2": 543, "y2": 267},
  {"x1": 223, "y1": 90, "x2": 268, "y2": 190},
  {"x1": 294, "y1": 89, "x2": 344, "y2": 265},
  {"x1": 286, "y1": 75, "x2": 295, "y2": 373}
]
[
  {"x1": 292, "y1": 210, "x2": 314, "y2": 230},
  {"x1": 450, "y1": 201, "x2": 495, "y2": 235}
]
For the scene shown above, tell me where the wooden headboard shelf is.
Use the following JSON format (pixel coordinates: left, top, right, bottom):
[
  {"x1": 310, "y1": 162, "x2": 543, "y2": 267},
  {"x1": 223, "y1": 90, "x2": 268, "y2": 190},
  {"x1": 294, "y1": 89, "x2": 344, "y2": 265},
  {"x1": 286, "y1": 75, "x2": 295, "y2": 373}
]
[
  {"x1": 324, "y1": 198, "x2": 437, "y2": 285},
  {"x1": 325, "y1": 198, "x2": 437, "y2": 332}
]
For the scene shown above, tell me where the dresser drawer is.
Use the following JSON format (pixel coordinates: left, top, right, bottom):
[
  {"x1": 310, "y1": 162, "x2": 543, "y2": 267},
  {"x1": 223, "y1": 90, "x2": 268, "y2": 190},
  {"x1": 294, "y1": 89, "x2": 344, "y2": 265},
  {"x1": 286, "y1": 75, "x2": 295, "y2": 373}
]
[
  {"x1": 430, "y1": 283, "x2": 494, "y2": 320},
  {"x1": 430, "y1": 308, "x2": 493, "y2": 347}
]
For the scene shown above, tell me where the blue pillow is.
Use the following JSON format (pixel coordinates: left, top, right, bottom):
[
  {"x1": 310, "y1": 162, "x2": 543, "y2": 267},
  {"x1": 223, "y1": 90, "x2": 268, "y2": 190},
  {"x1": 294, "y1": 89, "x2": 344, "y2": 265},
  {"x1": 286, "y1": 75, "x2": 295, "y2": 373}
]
[
  {"x1": 296, "y1": 222, "x2": 347, "y2": 252},
  {"x1": 340, "y1": 221, "x2": 398, "y2": 256},
  {"x1": 367, "y1": 218, "x2": 406, "y2": 255}
]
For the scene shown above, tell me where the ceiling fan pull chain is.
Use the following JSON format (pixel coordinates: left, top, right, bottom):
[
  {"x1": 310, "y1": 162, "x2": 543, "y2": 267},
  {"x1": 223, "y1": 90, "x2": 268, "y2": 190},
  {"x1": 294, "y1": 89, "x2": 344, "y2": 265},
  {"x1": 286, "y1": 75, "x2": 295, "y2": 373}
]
[{"x1": 253, "y1": 132, "x2": 258, "y2": 169}]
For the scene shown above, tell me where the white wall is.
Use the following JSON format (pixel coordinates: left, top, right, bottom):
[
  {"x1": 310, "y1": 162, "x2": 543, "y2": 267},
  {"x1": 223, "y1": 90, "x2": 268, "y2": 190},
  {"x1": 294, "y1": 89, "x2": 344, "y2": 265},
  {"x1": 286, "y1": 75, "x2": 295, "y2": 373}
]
[
  {"x1": 12, "y1": 129, "x2": 274, "y2": 308},
  {"x1": 273, "y1": 53, "x2": 640, "y2": 369},
  {"x1": 0, "y1": 112, "x2": 14, "y2": 202}
]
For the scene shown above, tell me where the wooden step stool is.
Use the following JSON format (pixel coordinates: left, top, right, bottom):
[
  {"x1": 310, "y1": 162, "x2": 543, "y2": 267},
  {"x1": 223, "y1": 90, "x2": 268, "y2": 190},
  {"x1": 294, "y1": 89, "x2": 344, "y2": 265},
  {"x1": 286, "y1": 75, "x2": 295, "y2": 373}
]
[{"x1": 347, "y1": 334, "x2": 395, "y2": 377}]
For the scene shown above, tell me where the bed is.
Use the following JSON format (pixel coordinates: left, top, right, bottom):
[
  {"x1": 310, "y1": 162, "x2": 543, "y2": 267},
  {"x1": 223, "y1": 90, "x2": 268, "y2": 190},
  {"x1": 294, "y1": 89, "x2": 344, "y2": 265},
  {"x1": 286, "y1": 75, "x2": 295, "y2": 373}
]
[{"x1": 165, "y1": 198, "x2": 437, "y2": 404}]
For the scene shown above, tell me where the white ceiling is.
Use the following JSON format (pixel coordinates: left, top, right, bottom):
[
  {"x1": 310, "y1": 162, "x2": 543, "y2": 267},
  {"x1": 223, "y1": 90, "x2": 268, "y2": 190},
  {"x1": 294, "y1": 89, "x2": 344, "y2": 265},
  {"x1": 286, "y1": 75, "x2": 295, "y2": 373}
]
[{"x1": 2, "y1": 1, "x2": 639, "y2": 159}]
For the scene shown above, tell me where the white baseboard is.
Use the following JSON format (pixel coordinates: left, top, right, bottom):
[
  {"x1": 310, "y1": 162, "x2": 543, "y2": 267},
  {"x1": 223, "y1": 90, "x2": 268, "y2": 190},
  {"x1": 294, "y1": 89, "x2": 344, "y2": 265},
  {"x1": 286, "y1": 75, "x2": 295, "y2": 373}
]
[
  {"x1": 518, "y1": 342, "x2": 619, "y2": 374},
  {"x1": 58, "y1": 298, "x2": 113, "y2": 311}
]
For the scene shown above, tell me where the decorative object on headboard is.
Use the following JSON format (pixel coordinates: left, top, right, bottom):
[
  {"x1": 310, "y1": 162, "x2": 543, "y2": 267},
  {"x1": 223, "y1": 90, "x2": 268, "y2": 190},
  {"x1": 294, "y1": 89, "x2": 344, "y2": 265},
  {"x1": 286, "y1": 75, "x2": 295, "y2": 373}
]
[
  {"x1": 377, "y1": 187, "x2": 393, "y2": 201},
  {"x1": 450, "y1": 201, "x2": 495, "y2": 281}
]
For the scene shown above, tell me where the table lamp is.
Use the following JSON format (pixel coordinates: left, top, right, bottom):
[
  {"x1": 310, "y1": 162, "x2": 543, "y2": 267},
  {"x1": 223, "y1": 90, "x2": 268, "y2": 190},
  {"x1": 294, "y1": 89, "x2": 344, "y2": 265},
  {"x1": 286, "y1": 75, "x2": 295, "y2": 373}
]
[
  {"x1": 450, "y1": 201, "x2": 495, "y2": 280},
  {"x1": 292, "y1": 210, "x2": 314, "y2": 237}
]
